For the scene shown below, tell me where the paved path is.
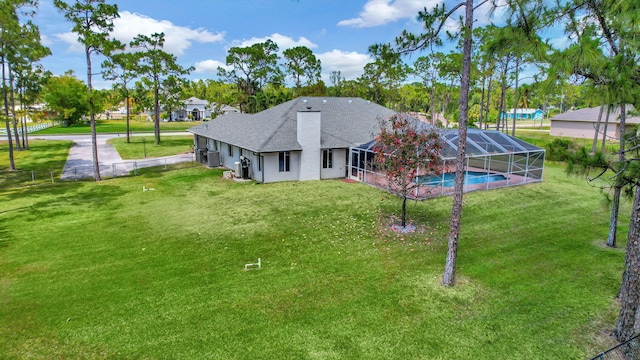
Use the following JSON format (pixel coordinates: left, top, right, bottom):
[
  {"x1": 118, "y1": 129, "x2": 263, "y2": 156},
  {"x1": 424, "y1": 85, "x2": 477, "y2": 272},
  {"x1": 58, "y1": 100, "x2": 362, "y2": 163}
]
[{"x1": 31, "y1": 132, "x2": 194, "y2": 180}]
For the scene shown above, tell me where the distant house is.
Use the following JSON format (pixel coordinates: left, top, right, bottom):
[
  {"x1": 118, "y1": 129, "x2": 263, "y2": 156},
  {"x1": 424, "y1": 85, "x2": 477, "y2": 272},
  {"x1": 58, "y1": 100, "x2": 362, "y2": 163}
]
[
  {"x1": 550, "y1": 105, "x2": 640, "y2": 139},
  {"x1": 171, "y1": 97, "x2": 239, "y2": 121},
  {"x1": 500, "y1": 108, "x2": 544, "y2": 120}
]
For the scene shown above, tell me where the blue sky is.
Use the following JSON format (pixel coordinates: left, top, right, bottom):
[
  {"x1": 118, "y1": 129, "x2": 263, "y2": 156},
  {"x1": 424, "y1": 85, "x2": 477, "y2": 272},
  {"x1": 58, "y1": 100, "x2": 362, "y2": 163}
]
[{"x1": 32, "y1": 0, "x2": 551, "y2": 89}]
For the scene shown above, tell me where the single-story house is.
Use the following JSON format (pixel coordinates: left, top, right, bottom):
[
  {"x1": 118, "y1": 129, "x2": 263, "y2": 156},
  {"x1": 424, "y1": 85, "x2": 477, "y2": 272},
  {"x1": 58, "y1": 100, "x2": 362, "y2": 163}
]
[
  {"x1": 171, "y1": 97, "x2": 240, "y2": 121},
  {"x1": 188, "y1": 97, "x2": 395, "y2": 183},
  {"x1": 500, "y1": 108, "x2": 544, "y2": 120},
  {"x1": 550, "y1": 105, "x2": 640, "y2": 139},
  {"x1": 188, "y1": 97, "x2": 545, "y2": 194}
]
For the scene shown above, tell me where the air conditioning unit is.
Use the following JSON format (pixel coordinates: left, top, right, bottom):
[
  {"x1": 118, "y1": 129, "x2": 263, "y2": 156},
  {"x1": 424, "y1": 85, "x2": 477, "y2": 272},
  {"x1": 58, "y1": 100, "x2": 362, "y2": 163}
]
[
  {"x1": 195, "y1": 148, "x2": 206, "y2": 163},
  {"x1": 207, "y1": 151, "x2": 220, "y2": 168}
]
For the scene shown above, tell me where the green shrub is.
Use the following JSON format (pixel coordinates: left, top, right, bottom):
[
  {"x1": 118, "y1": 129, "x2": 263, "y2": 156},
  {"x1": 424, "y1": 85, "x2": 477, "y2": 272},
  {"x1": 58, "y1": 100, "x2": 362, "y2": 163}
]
[{"x1": 546, "y1": 138, "x2": 576, "y2": 161}]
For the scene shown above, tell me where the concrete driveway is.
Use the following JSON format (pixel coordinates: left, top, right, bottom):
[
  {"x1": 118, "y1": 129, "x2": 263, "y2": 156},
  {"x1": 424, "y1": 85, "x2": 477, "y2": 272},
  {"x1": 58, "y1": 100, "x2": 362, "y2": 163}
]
[{"x1": 31, "y1": 132, "x2": 194, "y2": 180}]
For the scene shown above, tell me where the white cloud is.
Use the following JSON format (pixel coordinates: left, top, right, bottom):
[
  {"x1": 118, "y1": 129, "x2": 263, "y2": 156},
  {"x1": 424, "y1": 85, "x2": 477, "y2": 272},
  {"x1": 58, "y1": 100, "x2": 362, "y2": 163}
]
[
  {"x1": 194, "y1": 59, "x2": 229, "y2": 74},
  {"x1": 338, "y1": 0, "x2": 440, "y2": 28},
  {"x1": 54, "y1": 31, "x2": 84, "y2": 53},
  {"x1": 40, "y1": 34, "x2": 53, "y2": 47},
  {"x1": 231, "y1": 33, "x2": 317, "y2": 51},
  {"x1": 474, "y1": 0, "x2": 511, "y2": 27},
  {"x1": 317, "y1": 49, "x2": 371, "y2": 81},
  {"x1": 54, "y1": 11, "x2": 224, "y2": 56},
  {"x1": 549, "y1": 36, "x2": 572, "y2": 50},
  {"x1": 113, "y1": 12, "x2": 224, "y2": 56}
]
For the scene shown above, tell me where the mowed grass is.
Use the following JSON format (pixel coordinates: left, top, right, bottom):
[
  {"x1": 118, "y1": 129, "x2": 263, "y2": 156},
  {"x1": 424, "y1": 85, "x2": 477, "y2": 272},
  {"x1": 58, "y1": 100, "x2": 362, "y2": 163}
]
[
  {"x1": 0, "y1": 140, "x2": 72, "y2": 171},
  {"x1": 0, "y1": 161, "x2": 628, "y2": 358},
  {"x1": 34, "y1": 119, "x2": 200, "y2": 135},
  {"x1": 516, "y1": 129, "x2": 620, "y2": 153},
  {"x1": 108, "y1": 135, "x2": 194, "y2": 159},
  {"x1": 0, "y1": 140, "x2": 73, "y2": 188}
]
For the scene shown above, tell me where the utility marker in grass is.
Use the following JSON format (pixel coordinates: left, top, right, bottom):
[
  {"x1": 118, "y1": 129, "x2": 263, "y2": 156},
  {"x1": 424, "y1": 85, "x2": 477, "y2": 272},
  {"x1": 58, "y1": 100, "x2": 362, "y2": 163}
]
[{"x1": 244, "y1": 258, "x2": 261, "y2": 270}]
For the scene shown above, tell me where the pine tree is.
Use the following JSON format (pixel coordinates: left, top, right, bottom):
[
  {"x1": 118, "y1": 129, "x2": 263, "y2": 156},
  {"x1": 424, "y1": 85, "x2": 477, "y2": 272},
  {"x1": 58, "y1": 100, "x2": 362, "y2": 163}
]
[{"x1": 54, "y1": 0, "x2": 123, "y2": 181}]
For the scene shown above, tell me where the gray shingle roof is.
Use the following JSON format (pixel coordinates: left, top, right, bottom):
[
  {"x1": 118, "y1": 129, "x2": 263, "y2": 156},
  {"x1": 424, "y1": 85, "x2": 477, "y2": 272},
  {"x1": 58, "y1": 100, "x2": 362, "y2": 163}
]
[
  {"x1": 187, "y1": 97, "x2": 396, "y2": 152},
  {"x1": 185, "y1": 97, "x2": 208, "y2": 106},
  {"x1": 551, "y1": 105, "x2": 640, "y2": 123}
]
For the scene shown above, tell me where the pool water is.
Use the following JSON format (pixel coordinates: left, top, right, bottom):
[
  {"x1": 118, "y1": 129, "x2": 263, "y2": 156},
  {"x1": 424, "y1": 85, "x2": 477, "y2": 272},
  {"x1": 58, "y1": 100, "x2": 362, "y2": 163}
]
[{"x1": 416, "y1": 171, "x2": 507, "y2": 187}]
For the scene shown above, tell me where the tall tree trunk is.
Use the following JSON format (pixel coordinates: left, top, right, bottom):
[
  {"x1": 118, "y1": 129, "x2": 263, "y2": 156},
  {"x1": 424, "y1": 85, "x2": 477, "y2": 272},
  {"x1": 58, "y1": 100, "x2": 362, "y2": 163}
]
[
  {"x1": 616, "y1": 183, "x2": 640, "y2": 342},
  {"x1": 8, "y1": 63, "x2": 21, "y2": 150},
  {"x1": 22, "y1": 85, "x2": 29, "y2": 150},
  {"x1": 21, "y1": 114, "x2": 27, "y2": 149},
  {"x1": 126, "y1": 95, "x2": 131, "y2": 143},
  {"x1": 430, "y1": 80, "x2": 436, "y2": 126},
  {"x1": 154, "y1": 84, "x2": 160, "y2": 145},
  {"x1": 608, "y1": 187, "x2": 622, "y2": 248},
  {"x1": 511, "y1": 57, "x2": 519, "y2": 137},
  {"x1": 443, "y1": 0, "x2": 473, "y2": 287},
  {"x1": 591, "y1": 102, "x2": 605, "y2": 154},
  {"x1": 446, "y1": 79, "x2": 454, "y2": 118},
  {"x1": 2, "y1": 54, "x2": 15, "y2": 171},
  {"x1": 484, "y1": 74, "x2": 493, "y2": 130},
  {"x1": 479, "y1": 75, "x2": 486, "y2": 129},
  {"x1": 19, "y1": 89, "x2": 26, "y2": 149},
  {"x1": 86, "y1": 46, "x2": 101, "y2": 181},
  {"x1": 497, "y1": 75, "x2": 507, "y2": 131},
  {"x1": 607, "y1": 104, "x2": 626, "y2": 248},
  {"x1": 601, "y1": 104, "x2": 612, "y2": 153}
]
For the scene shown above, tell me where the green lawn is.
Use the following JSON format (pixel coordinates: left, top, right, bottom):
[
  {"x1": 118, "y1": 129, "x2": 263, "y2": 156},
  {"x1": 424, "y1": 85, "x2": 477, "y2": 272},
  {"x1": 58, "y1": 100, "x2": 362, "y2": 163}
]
[
  {"x1": 0, "y1": 140, "x2": 72, "y2": 171},
  {"x1": 108, "y1": 135, "x2": 194, "y2": 159},
  {"x1": 515, "y1": 129, "x2": 621, "y2": 156},
  {"x1": 0, "y1": 157, "x2": 628, "y2": 358},
  {"x1": 33, "y1": 119, "x2": 200, "y2": 135},
  {"x1": 0, "y1": 140, "x2": 73, "y2": 188}
]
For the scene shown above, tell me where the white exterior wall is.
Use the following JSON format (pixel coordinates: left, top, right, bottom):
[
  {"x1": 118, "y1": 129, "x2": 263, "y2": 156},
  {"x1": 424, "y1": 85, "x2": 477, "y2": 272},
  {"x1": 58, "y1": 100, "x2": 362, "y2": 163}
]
[
  {"x1": 262, "y1": 151, "x2": 301, "y2": 183},
  {"x1": 550, "y1": 120, "x2": 620, "y2": 139},
  {"x1": 185, "y1": 104, "x2": 211, "y2": 120},
  {"x1": 241, "y1": 151, "x2": 262, "y2": 182},
  {"x1": 202, "y1": 139, "x2": 263, "y2": 179},
  {"x1": 217, "y1": 141, "x2": 240, "y2": 168},
  {"x1": 206, "y1": 139, "x2": 217, "y2": 151},
  {"x1": 194, "y1": 135, "x2": 207, "y2": 149},
  {"x1": 297, "y1": 110, "x2": 321, "y2": 181},
  {"x1": 320, "y1": 148, "x2": 348, "y2": 179}
]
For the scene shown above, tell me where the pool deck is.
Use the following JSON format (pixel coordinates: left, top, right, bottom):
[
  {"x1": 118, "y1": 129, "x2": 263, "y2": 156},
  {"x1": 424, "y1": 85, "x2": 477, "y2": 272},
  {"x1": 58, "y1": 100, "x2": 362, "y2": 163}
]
[{"x1": 358, "y1": 166, "x2": 541, "y2": 199}]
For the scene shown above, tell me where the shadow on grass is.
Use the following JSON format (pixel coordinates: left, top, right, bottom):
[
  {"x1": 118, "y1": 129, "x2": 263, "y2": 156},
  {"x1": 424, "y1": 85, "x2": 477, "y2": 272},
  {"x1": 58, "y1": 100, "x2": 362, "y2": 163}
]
[
  {"x1": 1, "y1": 182, "x2": 127, "y2": 221},
  {"x1": 0, "y1": 141, "x2": 72, "y2": 172},
  {"x1": 0, "y1": 227, "x2": 10, "y2": 248},
  {"x1": 131, "y1": 162, "x2": 200, "y2": 177}
]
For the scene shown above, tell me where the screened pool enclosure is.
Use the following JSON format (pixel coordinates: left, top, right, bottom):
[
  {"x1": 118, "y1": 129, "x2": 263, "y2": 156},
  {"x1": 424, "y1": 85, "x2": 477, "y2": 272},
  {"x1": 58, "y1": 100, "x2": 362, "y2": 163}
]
[{"x1": 349, "y1": 128, "x2": 545, "y2": 199}]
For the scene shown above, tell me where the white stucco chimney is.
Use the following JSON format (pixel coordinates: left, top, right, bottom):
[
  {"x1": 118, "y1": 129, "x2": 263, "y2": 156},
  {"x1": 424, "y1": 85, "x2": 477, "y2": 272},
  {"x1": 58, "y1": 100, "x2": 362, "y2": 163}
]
[{"x1": 297, "y1": 107, "x2": 321, "y2": 181}]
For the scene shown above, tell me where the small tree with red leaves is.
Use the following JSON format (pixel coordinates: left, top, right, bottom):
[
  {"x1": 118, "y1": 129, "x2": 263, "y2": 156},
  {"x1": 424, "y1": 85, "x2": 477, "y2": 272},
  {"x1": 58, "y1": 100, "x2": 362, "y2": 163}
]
[{"x1": 374, "y1": 114, "x2": 443, "y2": 228}]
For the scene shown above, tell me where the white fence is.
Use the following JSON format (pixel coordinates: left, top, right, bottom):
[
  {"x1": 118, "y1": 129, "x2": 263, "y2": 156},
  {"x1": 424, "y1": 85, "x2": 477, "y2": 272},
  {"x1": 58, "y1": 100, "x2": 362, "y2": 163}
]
[
  {"x1": 60, "y1": 154, "x2": 196, "y2": 181},
  {"x1": 0, "y1": 122, "x2": 52, "y2": 136},
  {"x1": 1, "y1": 159, "x2": 197, "y2": 188}
]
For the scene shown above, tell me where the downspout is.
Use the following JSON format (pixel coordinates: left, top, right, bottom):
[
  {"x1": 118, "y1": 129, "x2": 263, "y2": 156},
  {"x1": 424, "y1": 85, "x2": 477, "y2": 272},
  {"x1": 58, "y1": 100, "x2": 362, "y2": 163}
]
[{"x1": 260, "y1": 154, "x2": 264, "y2": 183}]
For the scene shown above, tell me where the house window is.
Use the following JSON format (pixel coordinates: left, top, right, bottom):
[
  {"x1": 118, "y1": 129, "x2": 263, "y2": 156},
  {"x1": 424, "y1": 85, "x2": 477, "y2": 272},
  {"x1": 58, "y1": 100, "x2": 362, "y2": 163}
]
[
  {"x1": 279, "y1": 152, "x2": 290, "y2": 172},
  {"x1": 322, "y1": 149, "x2": 333, "y2": 169},
  {"x1": 228, "y1": 144, "x2": 233, "y2": 157}
]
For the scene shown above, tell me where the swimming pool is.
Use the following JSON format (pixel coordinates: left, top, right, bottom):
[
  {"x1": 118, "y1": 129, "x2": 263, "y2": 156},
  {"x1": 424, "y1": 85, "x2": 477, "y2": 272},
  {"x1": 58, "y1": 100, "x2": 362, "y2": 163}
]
[{"x1": 416, "y1": 171, "x2": 507, "y2": 187}]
